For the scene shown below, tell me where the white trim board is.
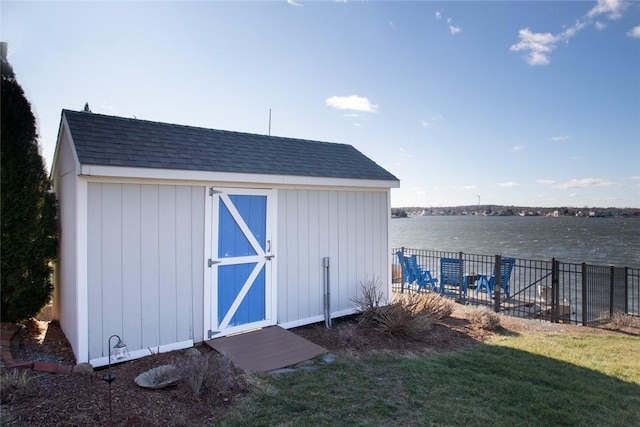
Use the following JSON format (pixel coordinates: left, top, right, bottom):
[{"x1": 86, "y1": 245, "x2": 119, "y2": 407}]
[{"x1": 89, "y1": 339, "x2": 194, "y2": 368}]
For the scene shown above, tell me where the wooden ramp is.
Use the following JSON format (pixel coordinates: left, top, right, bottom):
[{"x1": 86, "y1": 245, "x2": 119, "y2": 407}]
[{"x1": 205, "y1": 326, "x2": 327, "y2": 373}]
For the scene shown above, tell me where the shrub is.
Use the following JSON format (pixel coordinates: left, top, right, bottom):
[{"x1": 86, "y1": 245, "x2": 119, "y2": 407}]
[
  {"x1": 465, "y1": 306, "x2": 501, "y2": 331},
  {"x1": 374, "y1": 296, "x2": 433, "y2": 339},
  {"x1": 413, "y1": 291, "x2": 455, "y2": 320},
  {"x1": 1, "y1": 44, "x2": 58, "y2": 323},
  {"x1": 0, "y1": 369, "x2": 33, "y2": 404},
  {"x1": 608, "y1": 312, "x2": 639, "y2": 329},
  {"x1": 351, "y1": 277, "x2": 387, "y2": 323},
  {"x1": 176, "y1": 352, "x2": 235, "y2": 398}
]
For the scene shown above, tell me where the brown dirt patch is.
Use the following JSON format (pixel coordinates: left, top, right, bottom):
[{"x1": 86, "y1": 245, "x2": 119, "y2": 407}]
[{"x1": 1, "y1": 306, "x2": 637, "y2": 426}]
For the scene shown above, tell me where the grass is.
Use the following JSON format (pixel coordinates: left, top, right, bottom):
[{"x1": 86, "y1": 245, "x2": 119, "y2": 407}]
[{"x1": 218, "y1": 333, "x2": 640, "y2": 426}]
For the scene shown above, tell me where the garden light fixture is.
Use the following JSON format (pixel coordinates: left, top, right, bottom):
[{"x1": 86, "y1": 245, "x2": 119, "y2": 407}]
[{"x1": 103, "y1": 334, "x2": 129, "y2": 423}]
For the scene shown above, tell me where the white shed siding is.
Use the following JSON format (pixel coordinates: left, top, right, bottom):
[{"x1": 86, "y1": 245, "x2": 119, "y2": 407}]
[
  {"x1": 276, "y1": 188, "x2": 391, "y2": 327},
  {"x1": 51, "y1": 131, "x2": 80, "y2": 356},
  {"x1": 86, "y1": 183, "x2": 205, "y2": 362}
]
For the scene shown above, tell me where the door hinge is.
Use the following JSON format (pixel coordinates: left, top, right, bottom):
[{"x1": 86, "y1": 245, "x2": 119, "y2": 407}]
[
  {"x1": 209, "y1": 187, "x2": 222, "y2": 196},
  {"x1": 208, "y1": 259, "x2": 221, "y2": 267}
]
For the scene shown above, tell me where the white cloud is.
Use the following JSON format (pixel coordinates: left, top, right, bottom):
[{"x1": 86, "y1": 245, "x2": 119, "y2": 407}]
[
  {"x1": 435, "y1": 11, "x2": 462, "y2": 35},
  {"x1": 595, "y1": 21, "x2": 607, "y2": 31},
  {"x1": 389, "y1": 21, "x2": 397, "y2": 31},
  {"x1": 551, "y1": 135, "x2": 570, "y2": 141},
  {"x1": 461, "y1": 185, "x2": 477, "y2": 190},
  {"x1": 326, "y1": 95, "x2": 378, "y2": 113},
  {"x1": 511, "y1": 0, "x2": 629, "y2": 65},
  {"x1": 629, "y1": 176, "x2": 640, "y2": 180},
  {"x1": 421, "y1": 120, "x2": 429, "y2": 128},
  {"x1": 510, "y1": 28, "x2": 559, "y2": 66},
  {"x1": 512, "y1": 146, "x2": 525, "y2": 151},
  {"x1": 536, "y1": 179, "x2": 555, "y2": 185},
  {"x1": 498, "y1": 181, "x2": 519, "y2": 188},
  {"x1": 287, "y1": 0, "x2": 302, "y2": 7},
  {"x1": 353, "y1": 123, "x2": 361, "y2": 127},
  {"x1": 587, "y1": 0, "x2": 627, "y2": 20},
  {"x1": 627, "y1": 26, "x2": 640, "y2": 38},
  {"x1": 554, "y1": 178, "x2": 615, "y2": 189}
]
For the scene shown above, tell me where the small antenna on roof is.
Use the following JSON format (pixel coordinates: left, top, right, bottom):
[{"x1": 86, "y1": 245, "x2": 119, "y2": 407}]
[
  {"x1": 83, "y1": 102, "x2": 91, "y2": 113},
  {"x1": 268, "y1": 108, "x2": 272, "y2": 136}
]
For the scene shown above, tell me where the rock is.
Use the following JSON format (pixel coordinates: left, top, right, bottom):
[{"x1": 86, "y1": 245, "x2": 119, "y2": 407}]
[
  {"x1": 267, "y1": 368, "x2": 297, "y2": 375},
  {"x1": 72, "y1": 363, "x2": 94, "y2": 375},
  {"x1": 183, "y1": 347, "x2": 201, "y2": 358},
  {"x1": 294, "y1": 360, "x2": 314, "y2": 368},
  {"x1": 320, "y1": 353, "x2": 337, "y2": 364}
]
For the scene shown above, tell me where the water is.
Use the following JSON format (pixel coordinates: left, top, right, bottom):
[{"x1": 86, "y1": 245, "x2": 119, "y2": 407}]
[{"x1": 391, "y1": 216, "x2": 640, "y2": 268}]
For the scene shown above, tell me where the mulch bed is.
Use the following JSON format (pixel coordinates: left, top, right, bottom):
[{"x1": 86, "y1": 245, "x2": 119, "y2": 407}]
[{"x1": 1, "y1": 306, "x2": 636, "y2": 426}]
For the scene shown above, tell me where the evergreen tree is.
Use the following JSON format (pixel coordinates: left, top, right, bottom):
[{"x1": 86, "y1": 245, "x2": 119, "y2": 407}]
[{"x1": 1, "y1": 42, "x2": 58, "y2": 322}]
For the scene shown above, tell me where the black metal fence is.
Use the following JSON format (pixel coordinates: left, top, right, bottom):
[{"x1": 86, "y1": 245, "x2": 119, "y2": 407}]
[{"x1": 392, "y1": 247, "x2": 640, "y2": 326}]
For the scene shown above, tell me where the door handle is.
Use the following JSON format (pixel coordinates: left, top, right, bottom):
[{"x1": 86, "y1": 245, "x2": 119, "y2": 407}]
[{"x1": 265, "y1": 240, "x2": 274, "y2": 260}]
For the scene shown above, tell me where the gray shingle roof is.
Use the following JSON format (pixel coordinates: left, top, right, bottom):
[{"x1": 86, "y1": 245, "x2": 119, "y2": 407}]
[{"x1": 63, "y1": 110, "x2": 398, "y2": 182}]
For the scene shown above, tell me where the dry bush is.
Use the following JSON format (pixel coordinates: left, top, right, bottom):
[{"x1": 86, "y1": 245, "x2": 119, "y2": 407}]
[
  {"x1": 373, "y1": 292, "x2": 439, "y2": 338},
  {"x1": 176, "y1": 352, "x2": 235, "y2": 398},
  {"x1": 413, "y1": 292, "x2": 455, "y2": 320},
  {"x1": 0, "y1": 369, "x2": 33, "y2": 404},
  {"x1": 465, "y1": 306, "x2": 501, "y2": 331},
  {"x1": 353, "y1": 280, "x2": 452, "y2": 338},
  {"x1": 374, "y1": 301, "x2": 433, "y2": 339},
  {"x1": 608, "y1": 312, "x2": 640, "y2": 329},
  {"x1": 351, "y1": 277, "x2": 387, "y2": 323}
]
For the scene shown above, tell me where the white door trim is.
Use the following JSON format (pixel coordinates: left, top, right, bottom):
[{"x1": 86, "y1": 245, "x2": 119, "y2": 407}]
[{"x1": 203, "y1": 187, "x2": 277, "y2": 339}]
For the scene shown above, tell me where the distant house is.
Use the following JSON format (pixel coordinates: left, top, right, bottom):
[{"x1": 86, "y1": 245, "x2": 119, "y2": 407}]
[{"x1": 51, "y1": 109, "x2": 400, "y2": 366}]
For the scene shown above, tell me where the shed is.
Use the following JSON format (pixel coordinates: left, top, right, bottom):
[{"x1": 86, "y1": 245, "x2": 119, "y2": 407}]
[{"x1": 51, "y1": 109, "x2": 399, "y2": 366}]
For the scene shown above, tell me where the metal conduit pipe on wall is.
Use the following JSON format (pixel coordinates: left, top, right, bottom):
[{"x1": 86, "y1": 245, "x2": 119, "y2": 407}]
[{"x1": 323, "y1": 257, "x2": 332, "y2": 328}]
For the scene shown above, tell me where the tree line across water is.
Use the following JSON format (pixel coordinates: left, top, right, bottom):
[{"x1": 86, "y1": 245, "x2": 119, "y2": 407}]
[{"x1": 392, "y1": 206, "x2": 640, "y2": 218}]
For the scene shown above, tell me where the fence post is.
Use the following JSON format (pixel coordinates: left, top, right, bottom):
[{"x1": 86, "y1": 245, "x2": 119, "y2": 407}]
[
  {"x1": 494, "y1": 254, "x2": 501, "y2": 313},
  {"x1": 625, "y1": 267, "x2": 629, "y2": 314},
  {"x1": 581, "y1": 263, "x2": 588, "y2": 326},
  {"x1": 458, "y1": 251, "x2": 464, "y2": 302},
  {"x1": 551, "y1": 258, "x2": 559, "y2": 323},
  {"x1": 609, "y1": 265, "x2": 615, "y2": 317},
  {"x1": 400, "y1": 247, "x2": 405, "y2": 294}
]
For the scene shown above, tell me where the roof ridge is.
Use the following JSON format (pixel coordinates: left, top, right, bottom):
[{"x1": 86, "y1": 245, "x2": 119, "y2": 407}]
[{"x1": 62, "y1": 109, "x2": 352, "y2": 148}]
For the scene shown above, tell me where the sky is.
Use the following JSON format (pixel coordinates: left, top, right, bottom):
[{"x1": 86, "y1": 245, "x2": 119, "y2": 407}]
[{"x1": 2, "y1": 0, "x2": 639, "y2": 208}]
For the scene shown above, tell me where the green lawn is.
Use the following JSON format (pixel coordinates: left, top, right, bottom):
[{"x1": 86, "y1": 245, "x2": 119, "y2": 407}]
[{"x1": 218, "y1": 334, "x2": 640, "y2": 426}]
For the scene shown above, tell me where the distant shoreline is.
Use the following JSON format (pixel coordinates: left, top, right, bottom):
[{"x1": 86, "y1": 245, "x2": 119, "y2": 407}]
[{"x1": 391, "y1": 205, "x2": 640, "y2": 218}]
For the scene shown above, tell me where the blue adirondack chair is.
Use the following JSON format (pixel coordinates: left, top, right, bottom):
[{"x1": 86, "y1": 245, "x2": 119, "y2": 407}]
[
  {"x1": 475, "y1": 258, "x2": 516, "y2": 298},
  {"x1": 408, "y1": 255, "x2": 439, "y2": 292},
  {"x1": 439, "y1": 257, "x2": 467, "y2": 296},
  {"x1": 396, "y1": 251, "x2": 415, "y2": 289}
]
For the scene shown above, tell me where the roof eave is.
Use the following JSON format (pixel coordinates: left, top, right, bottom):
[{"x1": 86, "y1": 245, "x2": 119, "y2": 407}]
[{"x1": 78, "y1": 164, "x2": 400, "y2": 189}]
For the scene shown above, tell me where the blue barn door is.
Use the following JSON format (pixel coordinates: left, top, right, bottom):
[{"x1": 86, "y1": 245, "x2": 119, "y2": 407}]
[{"x1": 209, "y1": 188, "x2": 275, "y2": 337}]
